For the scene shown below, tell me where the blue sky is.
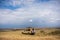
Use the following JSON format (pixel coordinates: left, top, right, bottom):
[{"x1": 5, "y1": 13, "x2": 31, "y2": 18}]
[{"x1": 0, "y1": 0, "x2": 60, "y2": 28}]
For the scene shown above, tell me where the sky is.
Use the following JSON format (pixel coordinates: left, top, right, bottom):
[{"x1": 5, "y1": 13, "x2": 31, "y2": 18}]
[{"x1": 0, "y1": 0, "x2": 60, "y2": 28}]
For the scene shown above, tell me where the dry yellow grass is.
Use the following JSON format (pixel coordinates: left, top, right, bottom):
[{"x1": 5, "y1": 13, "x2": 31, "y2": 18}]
[{"x1": 0, "y1": 28, "x2": 60, "y2": 40}]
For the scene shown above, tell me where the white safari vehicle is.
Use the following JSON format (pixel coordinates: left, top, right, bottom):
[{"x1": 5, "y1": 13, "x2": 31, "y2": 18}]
[{"x1": 22, "y1": 27, "x2": 35, "y2": 35}]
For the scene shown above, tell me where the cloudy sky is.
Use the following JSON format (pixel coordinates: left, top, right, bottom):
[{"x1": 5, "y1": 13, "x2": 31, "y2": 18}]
[{"x1": 0, "y1": 0, "x2": 60, "y2": 28}]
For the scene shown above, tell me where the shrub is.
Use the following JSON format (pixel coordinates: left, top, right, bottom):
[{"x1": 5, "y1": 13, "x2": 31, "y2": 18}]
[{"x1": 48, "y1": 30, "x2": 60, "y2": 35}]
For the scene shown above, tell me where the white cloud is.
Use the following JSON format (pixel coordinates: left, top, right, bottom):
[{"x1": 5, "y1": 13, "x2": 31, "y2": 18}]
[
  {"x1": 48, "y1": 18, "x2": 57, "y2": 22},
  {"x1": 10, "y1": 0, "x2": 22, "y2": 6},
  {"x1": 29, "y1": 19, "x2": 33, "y2": 22},
  {"x1": 0, "y1": 0, "x2": 60, "y2": 27},
  {"x1": 0, "y1": 9, "x2": 26, "y2": 24},
  {"x1": 6, "y1": 0, "x2": 35, "y2": 7},
  {"x1": 56, "y1": 19, "x2": 60, "y2": 21}
]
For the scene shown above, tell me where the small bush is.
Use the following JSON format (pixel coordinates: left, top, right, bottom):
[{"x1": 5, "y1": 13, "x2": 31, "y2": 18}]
[
  {"x1": 48, "y1": 30, "x2": 60, "y2": 35},
  {"x1": 40, "y1": 30, "x2": 46, "y2": 33}
]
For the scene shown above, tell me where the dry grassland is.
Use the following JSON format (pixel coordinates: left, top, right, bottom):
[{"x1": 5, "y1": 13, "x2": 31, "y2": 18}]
[{"x1": 0, "y1": 28, "x2": 60, "y2": 40}]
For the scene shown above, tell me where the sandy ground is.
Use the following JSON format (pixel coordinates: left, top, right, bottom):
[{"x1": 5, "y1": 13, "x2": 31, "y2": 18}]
[{"x1": 0, "y1": 30, "x2": 60, "y2": 40}]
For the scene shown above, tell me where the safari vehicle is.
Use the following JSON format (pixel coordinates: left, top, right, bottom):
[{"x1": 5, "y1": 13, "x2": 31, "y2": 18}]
[{"x1": 22, "y1": 27, "x2": 35, "y2": 35}]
